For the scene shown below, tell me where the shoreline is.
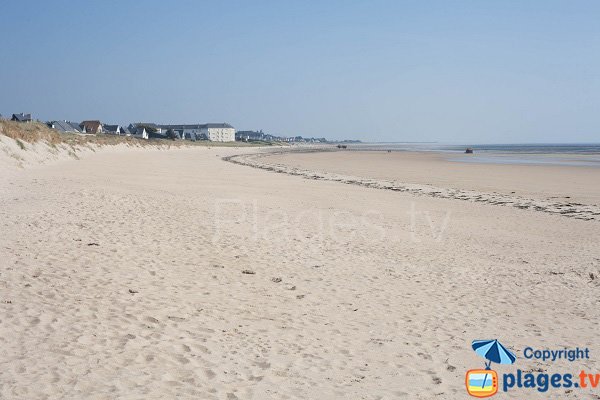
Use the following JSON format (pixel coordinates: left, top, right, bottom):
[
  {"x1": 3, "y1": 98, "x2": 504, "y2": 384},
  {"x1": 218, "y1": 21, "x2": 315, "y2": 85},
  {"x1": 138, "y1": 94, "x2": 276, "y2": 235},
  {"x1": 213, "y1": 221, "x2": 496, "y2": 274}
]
[
  {"x1": 337, "y1": 142, "x2": 600, "y2": 168},
  {"x1": 224, "y1": 149, "x2": 600, "y2": 222}
]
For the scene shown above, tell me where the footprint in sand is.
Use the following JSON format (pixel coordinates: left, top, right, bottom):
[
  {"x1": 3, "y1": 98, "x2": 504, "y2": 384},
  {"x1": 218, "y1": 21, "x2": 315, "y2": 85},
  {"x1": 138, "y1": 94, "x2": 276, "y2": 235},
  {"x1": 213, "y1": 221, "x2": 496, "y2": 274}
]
[{"x1": 204, "y1": 369, "x2": 216, "y2": 379}]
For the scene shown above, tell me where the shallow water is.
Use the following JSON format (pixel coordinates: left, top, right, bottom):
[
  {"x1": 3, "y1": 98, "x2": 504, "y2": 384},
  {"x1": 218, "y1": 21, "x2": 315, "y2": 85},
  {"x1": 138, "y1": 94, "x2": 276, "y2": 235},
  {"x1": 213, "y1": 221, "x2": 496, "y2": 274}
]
[{"x1": 349, "y1": 143, "x2": 600, "y2": 167}]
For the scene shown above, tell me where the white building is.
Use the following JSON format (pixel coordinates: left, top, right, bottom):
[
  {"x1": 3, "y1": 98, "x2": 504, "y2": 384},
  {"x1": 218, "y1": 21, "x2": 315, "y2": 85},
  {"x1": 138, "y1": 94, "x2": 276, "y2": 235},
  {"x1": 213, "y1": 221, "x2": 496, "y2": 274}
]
[
  {"x1": 132, "y1": 126, "x2": 149, "y2": 140},
  {"x1": 157, "y1": 123, "x2": 235, "y2": 142},
  {"x1": 201, "y1": 123, "x2": 235, "y2": 142}
]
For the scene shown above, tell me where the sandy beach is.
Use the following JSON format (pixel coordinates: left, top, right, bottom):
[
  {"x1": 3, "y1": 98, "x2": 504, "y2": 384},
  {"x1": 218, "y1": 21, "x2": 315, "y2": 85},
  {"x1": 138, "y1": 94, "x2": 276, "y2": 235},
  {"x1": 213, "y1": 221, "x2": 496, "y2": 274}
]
[
  {"x1": 264, "y1": 150, "x2": 600, "y2": 206},
  {"x1": 1, "y1": 146, "x2": 599, "y2": 399}
]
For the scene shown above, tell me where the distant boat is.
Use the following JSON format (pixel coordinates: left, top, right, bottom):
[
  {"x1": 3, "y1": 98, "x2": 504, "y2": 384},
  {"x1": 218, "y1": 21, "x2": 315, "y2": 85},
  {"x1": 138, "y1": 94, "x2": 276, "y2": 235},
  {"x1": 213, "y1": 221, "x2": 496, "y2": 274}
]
[{"x1": 465, "y1": 148, "x2": 474, "y2": 154}]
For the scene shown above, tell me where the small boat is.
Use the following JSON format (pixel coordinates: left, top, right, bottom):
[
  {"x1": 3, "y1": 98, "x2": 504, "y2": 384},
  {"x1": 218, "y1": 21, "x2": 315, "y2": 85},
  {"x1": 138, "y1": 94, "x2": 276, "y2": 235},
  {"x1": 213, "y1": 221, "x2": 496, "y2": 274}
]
[{"x1": 465, "y1": 148, "x2": 474, "y2": 154}]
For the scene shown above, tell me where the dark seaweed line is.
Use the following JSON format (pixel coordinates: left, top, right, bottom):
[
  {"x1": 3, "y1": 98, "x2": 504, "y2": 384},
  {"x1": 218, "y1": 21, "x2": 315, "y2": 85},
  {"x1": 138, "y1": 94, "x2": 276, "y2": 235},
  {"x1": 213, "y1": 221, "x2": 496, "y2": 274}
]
[{"x1": 223, "y1": 150, "x2": 599, "y2": 222}]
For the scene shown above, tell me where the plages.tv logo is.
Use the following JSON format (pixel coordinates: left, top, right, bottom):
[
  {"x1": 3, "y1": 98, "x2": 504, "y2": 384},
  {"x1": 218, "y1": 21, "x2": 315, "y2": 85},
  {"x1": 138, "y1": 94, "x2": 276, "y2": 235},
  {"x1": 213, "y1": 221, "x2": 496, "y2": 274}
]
[{"x1": 466, "y1": 339, "x2": 516, "y2": 398}]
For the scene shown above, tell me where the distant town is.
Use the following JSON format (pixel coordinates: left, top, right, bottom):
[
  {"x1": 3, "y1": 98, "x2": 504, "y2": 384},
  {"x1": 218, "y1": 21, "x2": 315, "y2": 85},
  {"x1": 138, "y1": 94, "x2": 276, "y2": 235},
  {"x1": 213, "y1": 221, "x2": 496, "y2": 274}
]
[{"x1": 3, "y1": 112, "x2": 361, "y2": 144}]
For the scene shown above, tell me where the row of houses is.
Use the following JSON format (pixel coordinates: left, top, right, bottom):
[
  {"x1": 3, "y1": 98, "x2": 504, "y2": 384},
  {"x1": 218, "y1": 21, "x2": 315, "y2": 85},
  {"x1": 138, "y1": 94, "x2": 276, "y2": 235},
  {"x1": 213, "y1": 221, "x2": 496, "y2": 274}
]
[
  {"x1": 48, "y1": 120, "x2": 236, "y2": 142},
  {"x1": 133, "y1": 123, "x2": 236, "y2": 142},
  {"x1": 46, "y1": 120, "x2": 150, "y2": 139},
  {"x1": 235, "y1": 129, "x2": 329, "y2": 143},
  {"x1": 3, "y1": 113, "x2": 236, "y2": 142},
  {"x1": 48, "y1": 120, "x2": 143, "y2": 136},
  {"x1": 4, "y1": 112, "x2": 336, "y2": 143}
]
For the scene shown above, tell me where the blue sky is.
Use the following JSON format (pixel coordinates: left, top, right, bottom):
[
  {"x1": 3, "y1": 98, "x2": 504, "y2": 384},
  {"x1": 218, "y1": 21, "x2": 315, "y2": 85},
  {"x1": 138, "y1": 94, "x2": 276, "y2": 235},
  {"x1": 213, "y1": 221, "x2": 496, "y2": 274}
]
[{"x1": 1, "y1": 0, "x2": 599, "y2": 143}]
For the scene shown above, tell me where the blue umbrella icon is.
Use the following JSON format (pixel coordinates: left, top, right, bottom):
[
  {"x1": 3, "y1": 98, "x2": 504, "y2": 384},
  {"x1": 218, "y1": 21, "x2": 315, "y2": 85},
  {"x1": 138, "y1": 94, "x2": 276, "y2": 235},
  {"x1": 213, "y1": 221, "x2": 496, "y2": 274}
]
[{"x1": 471, "y1": 339, "x2": 516, "y2": 389}]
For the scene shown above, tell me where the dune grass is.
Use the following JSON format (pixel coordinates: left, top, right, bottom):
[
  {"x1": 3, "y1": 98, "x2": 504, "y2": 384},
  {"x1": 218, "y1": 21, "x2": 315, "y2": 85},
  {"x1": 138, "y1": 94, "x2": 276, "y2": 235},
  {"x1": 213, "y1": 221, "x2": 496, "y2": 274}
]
[
  {"x1": 0, "y1": 120, "x2": 64, "y2": 145},
  {"x1": 0, "y1": 120, "x2": 151, "y2": 147}
]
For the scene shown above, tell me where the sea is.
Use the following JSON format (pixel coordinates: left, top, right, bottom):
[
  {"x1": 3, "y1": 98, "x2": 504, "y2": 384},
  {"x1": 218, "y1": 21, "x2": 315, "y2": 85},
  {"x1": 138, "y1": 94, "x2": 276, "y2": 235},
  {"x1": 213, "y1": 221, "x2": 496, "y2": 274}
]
[{"x1": 347, "y1": 143, "x2": 600, "y2": 167}]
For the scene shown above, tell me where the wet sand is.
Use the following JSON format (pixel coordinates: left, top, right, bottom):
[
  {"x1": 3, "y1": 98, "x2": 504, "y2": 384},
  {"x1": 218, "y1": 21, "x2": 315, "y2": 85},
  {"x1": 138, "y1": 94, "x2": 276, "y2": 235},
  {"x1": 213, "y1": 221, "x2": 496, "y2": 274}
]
[{"x1": 265, "y1": 150, "x2": 600, "y2": 206}]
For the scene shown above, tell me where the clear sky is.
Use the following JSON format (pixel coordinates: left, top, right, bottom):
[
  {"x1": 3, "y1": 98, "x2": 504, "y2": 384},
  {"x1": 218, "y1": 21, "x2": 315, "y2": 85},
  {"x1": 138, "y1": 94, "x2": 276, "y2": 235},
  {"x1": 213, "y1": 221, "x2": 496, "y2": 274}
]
[{"x1": 1, "y1": 1, "x2": 599, "y2": 143}]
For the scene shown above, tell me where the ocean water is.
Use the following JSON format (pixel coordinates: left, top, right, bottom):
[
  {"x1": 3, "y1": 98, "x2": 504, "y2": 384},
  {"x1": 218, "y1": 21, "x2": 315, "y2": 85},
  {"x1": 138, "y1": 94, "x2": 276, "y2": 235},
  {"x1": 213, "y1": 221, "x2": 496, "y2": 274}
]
[{"x1": 348, "y1": 143, "x2": 600, "y2": 167}]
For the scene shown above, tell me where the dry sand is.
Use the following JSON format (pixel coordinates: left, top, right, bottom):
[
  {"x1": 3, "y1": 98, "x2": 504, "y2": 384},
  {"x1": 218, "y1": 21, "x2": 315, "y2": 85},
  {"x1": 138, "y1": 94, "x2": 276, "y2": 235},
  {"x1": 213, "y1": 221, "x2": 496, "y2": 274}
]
[{"x1": 1, "y1": 145, "x2": 599, "y2": 399}]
